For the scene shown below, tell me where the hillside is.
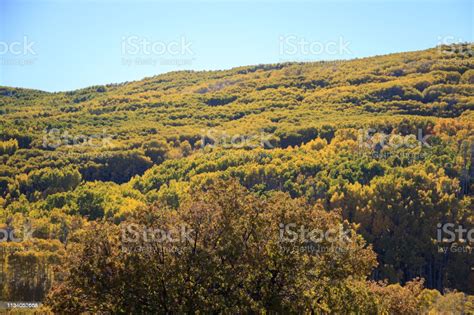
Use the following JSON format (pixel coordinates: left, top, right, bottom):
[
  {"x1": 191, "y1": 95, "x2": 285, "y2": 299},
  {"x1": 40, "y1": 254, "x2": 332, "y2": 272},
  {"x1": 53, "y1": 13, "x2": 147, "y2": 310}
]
[{"x1": 0, "y1": 44, "x2": 473, "y2": 312}]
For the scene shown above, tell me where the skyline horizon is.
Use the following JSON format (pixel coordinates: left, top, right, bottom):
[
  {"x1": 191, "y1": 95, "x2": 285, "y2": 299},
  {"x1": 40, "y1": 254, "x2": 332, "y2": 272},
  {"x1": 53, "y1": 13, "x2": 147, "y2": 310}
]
[
  {"x1": 2, "y1": 43, "x2": 472, "y2": 93},
  {"x1": 1, "y1": 0, "x2": 471, "y2": 92}
]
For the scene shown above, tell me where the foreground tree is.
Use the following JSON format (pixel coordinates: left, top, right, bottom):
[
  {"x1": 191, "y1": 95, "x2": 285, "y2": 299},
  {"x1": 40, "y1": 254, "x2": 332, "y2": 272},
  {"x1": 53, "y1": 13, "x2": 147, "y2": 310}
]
[{"x1": 46, "y1": 180, "x2": 379, "y2": 313}]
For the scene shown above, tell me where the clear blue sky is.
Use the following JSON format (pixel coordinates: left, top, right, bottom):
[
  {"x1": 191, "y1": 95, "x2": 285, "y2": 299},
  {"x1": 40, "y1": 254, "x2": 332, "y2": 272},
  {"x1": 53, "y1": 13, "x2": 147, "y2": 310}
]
[{"x1": 0, "y1": 0, "x2": 472, "y2": 92}]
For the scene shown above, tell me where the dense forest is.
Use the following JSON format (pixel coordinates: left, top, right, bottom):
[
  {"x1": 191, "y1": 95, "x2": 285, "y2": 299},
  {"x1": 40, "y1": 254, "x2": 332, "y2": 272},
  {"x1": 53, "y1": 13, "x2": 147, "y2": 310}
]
[{"x1": 0, "y1": 44, "x2": 473, "y2": 313}]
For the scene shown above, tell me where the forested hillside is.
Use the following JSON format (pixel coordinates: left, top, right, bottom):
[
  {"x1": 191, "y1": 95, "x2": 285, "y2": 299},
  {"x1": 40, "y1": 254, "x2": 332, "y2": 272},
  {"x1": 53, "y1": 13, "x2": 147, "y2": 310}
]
[{"x1": 0, "y1": 44, "x2": 473, "y2": 313}]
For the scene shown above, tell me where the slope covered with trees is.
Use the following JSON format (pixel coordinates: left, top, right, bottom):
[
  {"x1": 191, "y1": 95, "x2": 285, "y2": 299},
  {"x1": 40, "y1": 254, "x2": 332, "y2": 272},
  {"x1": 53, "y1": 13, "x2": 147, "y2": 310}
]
[{"x1": 0, "y1": 44, "x2": 473, "y2": 313}]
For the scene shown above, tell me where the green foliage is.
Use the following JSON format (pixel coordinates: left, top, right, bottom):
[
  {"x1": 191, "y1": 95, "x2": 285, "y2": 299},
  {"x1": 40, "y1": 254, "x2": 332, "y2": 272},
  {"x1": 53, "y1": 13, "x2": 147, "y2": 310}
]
[
  {"x1": 18, "y1": 167, "x2": 82, "y2": 200},
  {"x1": 0, "y1": 139, "x2": 19, "y2": 155},
  {"x1": 0, "y1": 44, "x2": 472, "y2": 310},
  {"x1": 45, "y1": 180, "x2": 378, "y2": 313}
]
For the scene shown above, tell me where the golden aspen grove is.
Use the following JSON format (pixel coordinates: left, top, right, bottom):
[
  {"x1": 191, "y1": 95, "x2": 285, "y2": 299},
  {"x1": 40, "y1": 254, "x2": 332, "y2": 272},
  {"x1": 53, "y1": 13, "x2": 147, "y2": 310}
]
[{"x1": 0, "y1": 43, "x2": 473, "y2": 313}]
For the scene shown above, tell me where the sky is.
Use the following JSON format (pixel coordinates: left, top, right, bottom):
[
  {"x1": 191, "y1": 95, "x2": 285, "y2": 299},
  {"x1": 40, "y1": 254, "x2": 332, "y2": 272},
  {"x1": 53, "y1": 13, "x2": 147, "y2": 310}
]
[{"x1": 0, "y1": 0, "x2": 472, "y2": 92}]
